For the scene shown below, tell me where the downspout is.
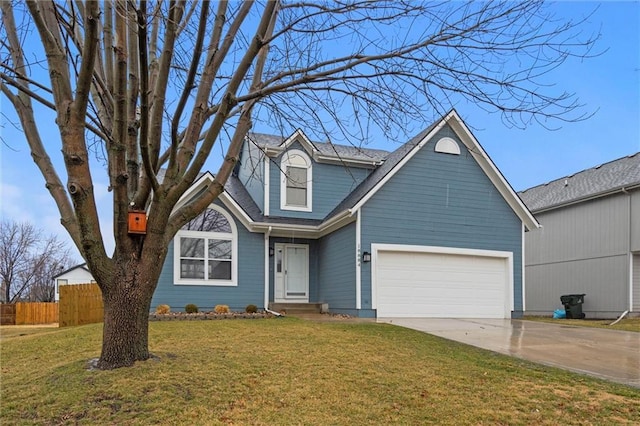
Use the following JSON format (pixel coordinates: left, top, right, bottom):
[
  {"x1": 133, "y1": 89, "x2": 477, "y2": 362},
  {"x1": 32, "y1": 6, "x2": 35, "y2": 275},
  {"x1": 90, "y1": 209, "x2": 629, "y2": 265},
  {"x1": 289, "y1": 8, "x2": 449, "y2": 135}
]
[
  {"x1": 355, "y1": 209, "x2": 362, "y2": 310},
  {"x1": 264, "y1": 226, "x2": 272, "y2": 310},
  {"x1": 622, "y1": 187, "x2": 633, "y2": 312},
  {"x1": 521, "y1": 223, "x2": 526, "y2": 315}
]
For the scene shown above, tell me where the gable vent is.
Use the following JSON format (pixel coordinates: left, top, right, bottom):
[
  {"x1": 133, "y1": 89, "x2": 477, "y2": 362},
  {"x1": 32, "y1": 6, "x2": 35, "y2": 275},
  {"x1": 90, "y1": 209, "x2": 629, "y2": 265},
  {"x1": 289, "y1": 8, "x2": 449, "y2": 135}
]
[{"x1": 434, "y1": 137, "x2": 461, "y2": 155}]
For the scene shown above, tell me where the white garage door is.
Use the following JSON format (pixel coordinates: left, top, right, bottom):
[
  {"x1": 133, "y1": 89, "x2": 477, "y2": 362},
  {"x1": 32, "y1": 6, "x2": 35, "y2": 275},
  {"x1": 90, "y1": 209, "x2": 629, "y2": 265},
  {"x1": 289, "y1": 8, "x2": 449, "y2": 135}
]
[{"x1": 373, "y1": 245, "x2": 512, "y2": 318}]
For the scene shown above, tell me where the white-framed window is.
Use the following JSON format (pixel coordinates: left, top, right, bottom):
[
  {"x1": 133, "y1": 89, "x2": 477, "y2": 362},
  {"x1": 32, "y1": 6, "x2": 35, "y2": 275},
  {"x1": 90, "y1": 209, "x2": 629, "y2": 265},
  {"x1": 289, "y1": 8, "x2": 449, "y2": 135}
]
[
  {"x1": 173, "y1": 205, "x2": 238, "y2": 286},
  {"x1": 280, "y1": 149, "x2": 312, "y2": 212}
]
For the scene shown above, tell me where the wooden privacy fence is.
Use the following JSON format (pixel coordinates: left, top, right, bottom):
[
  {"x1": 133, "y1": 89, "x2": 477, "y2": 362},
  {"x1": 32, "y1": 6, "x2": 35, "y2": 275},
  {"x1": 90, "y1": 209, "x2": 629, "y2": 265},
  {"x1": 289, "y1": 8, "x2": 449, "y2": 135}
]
[
  {"x1": 1, "y1": 304, "x2": 16, "y2": 325},
  {"x1": 17, "y1": 302, "x2": 59, "y2": 324},
  {"x1": 0, "y1": 303, "x2": 58, "y2": 325},
  {"x1": 59, "y1": 283, "x2": 104, "y2": 327}
]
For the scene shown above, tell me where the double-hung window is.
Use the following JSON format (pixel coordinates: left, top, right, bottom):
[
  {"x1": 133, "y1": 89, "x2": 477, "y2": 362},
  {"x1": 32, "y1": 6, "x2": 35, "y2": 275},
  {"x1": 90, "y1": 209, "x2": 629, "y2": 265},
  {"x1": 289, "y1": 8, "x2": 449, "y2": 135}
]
[
  {"x1": 174, "y1": 206, "x2": 237, "y2": 286},
  {"x1": 281, "y1": 149, "x2": 312, "y2": 212}
]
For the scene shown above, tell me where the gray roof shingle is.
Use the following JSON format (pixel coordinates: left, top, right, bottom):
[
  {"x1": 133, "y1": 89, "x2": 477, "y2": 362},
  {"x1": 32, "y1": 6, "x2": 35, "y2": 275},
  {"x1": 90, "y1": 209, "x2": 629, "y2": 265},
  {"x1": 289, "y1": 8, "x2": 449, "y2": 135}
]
[
  {"x1": 518, "y1": 153, "x2": 640, "y2": 212},
  {"x1": 247, "y1": 132, "x2": 389, "y2": 163}
]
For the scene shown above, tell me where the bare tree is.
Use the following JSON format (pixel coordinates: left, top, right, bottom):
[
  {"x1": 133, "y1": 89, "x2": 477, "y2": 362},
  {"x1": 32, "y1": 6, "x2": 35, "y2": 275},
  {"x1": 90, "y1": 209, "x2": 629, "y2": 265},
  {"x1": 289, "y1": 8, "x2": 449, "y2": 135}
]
[
  {"x1": 0, "y1": 220, "x2": 72, "y2": 303},
  {"x1": 0, "y1": 1, "x2": 598, "y2": 368}
]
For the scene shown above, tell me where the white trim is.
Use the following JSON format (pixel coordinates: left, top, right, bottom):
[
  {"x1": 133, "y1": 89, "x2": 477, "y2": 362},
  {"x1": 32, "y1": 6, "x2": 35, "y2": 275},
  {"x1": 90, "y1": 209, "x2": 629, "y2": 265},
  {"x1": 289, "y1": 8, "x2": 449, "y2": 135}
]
[
  {"x1": 280, "y1": 149, "x2": 313, "y2": 212},
  {"x1": 173, "y1": 204, "x2": 238, "y2": 286},
  {"x1": 370, "y1": 243, "x2": 514, "y2": 317},
  {"x1": 279, "y1": 129, "x2": 318, "y2": 154},
  {"x1": 446, "y1": 112, "x2": 539, "y2": 231},
  {"x1": 264, "y1": 227, "x2": 271, "y2": 309},
  {"x1": 173, "y1": 171, "x2": 215, "y2": 212},
  {"x1": 265, "y1": 129, "x2": 384, "y2": 168},
  {"x1": 173, "y1": 173, "x2": 356, "y2": 238},
  {"x1": 355, "y1": 209, "x2": 362, "y2": 310},
  {"x1": 263, "y1": 155, "x2": 270, "y2": 216},
  {"x1": 434, "y1": 137, "x2": 461, "y2": 155},
  {"x1": 351, "y1": 110, "x2": 539, "y2": 231},
  {"x1": 274, "y1": 243, "x2": 310, "y2": 302},
  {"x1": 521, "y1": 223, "x2": 526, "y2": 312}
]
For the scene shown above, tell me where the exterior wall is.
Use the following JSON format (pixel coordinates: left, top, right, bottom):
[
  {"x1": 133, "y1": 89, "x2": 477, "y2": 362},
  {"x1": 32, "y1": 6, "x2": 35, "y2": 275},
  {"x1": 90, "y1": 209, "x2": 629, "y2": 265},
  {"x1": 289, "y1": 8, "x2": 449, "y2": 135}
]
[
  {"x1": 633, "y1": 254, "x2": 640, "y2": 312},
  {"x1": 268, "y1": 237, "x2": 319, "y2": 303},
  {"x1": 268, "y1": 142, "x2": 371, "y2": 219},
  {"x1": 54, "y1": 268, "x2": 96, "y2": 301},
  {"x1": 237, "y1": 142, "x2": 265, "y2": 211},
  {"x1": 360, "y1": 125, "x2": 524, "y2": 315},
  {"x1": 525, "y1": 193, "x2": 632, "y2": 318},
  {"x1": 631, "y1": 190, "x2": 640, "y2": 252},
  {"x1": 151, "y1": 202, "x2": 265, "y2": 312},
  {"x1": 317, "y1": 222, "x2": 357, "y2": 311}
]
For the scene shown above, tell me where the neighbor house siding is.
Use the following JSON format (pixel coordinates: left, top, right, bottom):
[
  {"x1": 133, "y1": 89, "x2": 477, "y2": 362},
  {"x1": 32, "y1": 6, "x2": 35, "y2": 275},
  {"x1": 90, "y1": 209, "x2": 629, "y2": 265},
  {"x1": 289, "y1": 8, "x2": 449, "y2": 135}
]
[
  {"x1": 237, "y1": 141, "x2": 265, "y2": 211},
  {"x1": 317, "y1": 221, "x2": 357, "y2": 312},
  {"x1": 525, "y1": 194, "x2": 632, "y2": 317},
  {"x1": 268, "y1": 142, "x2": 371, "y2": 219},
  {"x1": 631, "y1": 190, "x2": 640, "y2": 252},
  {"x1": 360, "y1": 125, "x2": 523, "y2": 313},
  {"x1": 151, "y1": 203, "x2": 265, "y2": 312}
]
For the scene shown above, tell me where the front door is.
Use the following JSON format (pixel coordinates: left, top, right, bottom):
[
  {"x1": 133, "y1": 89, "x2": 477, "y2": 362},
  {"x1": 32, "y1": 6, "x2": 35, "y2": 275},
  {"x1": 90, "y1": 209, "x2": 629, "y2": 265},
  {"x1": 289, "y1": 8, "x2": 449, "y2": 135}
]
[{"x1": 274, "y1": 244, "x2": 309, "y2": 302}]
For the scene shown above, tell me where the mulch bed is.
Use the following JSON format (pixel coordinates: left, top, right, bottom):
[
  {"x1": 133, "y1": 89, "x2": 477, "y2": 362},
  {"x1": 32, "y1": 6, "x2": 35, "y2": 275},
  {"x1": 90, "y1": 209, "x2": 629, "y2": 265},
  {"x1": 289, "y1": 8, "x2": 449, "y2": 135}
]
[{"x1": 149, "y1": 311, "x2": 276, "y2": 321}]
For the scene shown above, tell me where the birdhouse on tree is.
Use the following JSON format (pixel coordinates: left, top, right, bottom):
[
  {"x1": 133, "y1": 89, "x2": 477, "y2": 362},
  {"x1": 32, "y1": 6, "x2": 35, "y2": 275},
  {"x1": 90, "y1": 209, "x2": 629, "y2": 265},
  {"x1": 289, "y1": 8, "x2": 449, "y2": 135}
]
[{"x1": 128, "y1": 211, "x2": 147, "y2": 235}]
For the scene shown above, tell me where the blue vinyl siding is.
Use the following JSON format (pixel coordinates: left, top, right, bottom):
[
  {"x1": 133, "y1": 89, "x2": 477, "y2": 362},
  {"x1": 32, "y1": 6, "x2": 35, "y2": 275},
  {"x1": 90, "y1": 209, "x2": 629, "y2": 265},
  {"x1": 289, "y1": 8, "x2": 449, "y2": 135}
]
[
  {"x1": 318, "y1": 222, "x2": 357, "y2": 310},
  {"x1": 238, "y1": 143, "x2": 264, "y2": 210},
  {"x1": 152, "y1": 202, "x2": 265, "y2": 312},
  {"x1": 269, "y1": 142, "x2": 371, "y2": 219},
  {"x1": 360, "y1": 125, "x2": 524, "y2": 313}
]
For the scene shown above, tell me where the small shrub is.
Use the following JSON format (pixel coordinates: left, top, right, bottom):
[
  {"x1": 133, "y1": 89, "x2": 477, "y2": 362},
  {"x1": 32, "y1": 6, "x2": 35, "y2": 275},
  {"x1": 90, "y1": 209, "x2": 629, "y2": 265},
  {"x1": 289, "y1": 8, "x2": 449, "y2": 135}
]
[
  {"x1": 155, "y1": 304, "x2": 170, "y2": 314},
  {"x1": 214, "y1": 304, "x2": 230, "y2": 314},
  {"x1": 185, "y1": 303, "x2": 199, "y2": 314},
  {"x1": 245, "y1": 304, "x2": 258, "y2": 314}
]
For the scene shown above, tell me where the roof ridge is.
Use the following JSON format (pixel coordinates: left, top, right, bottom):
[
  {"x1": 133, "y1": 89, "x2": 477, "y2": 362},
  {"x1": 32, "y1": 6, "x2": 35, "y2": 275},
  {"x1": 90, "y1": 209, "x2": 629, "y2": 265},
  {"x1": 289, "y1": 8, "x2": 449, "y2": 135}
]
[{"x1": 520, "y1": 151, "x2": 640, "y2": 193}]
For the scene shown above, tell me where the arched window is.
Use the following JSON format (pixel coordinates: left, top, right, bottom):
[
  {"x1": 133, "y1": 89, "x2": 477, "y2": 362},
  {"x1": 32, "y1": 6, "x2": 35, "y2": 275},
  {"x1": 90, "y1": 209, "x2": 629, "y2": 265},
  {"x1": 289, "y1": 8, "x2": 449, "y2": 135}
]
[
  {"x1": 280, "y1": 149, "x2": 312, "y2": 212},
  {"x1": 174, "y1": 205, "x2": 237, "y2": 286}
]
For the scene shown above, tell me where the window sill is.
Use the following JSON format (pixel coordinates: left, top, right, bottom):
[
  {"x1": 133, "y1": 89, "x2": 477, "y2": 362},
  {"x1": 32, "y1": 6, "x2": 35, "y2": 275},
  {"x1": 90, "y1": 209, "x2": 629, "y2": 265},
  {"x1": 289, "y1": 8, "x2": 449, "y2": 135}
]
[
  {"x1": 280, "y1": 204, "x2": 312, "y2": 212},
  {"x1": 174, "y1": 281, "x2": 237, "y2": 287}
]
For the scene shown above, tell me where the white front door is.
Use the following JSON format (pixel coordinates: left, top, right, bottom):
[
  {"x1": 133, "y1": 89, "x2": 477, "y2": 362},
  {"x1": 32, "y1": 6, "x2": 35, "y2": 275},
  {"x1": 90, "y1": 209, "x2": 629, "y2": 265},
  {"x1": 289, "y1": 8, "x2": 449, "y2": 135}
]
[{"x1": 275, "y1": 244, "x2": 309, "y2": 302}]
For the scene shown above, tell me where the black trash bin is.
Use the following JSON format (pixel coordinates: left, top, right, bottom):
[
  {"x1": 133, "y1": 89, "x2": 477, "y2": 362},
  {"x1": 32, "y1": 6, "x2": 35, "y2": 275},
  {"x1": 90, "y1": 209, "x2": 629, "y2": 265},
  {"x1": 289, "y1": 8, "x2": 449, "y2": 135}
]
[{"x1": 560, "y1": 294, "x2": 586, "y2": 319}]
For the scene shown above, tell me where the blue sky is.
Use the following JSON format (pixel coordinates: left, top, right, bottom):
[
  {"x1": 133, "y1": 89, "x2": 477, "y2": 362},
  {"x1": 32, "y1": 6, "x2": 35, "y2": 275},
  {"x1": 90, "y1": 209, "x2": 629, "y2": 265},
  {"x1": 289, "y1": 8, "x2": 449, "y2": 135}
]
[{"x1": 1, "y1": 1, "x2": 639, "y2": 261}]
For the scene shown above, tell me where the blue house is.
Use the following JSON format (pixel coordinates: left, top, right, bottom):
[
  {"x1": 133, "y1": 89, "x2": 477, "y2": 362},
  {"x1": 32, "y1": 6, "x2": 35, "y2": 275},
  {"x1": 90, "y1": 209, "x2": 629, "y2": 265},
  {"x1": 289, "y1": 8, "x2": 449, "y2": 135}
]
[{"x1": 152, "y1": 110, "x2": 539, "y2": 318}]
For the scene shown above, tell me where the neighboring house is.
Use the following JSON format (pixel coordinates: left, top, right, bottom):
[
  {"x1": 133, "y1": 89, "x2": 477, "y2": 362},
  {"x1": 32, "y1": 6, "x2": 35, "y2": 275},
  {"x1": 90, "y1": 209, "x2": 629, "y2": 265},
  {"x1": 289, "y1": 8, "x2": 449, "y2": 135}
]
[
  {"x1": 151, "y1": 110, "x2": 539, "y2": 318},
  {"x1": 519, "y1": 153, "x2": 640, "y2": 318},
  {"x1": 52, "y1": 263, "x2": 95, "y2": 302}
]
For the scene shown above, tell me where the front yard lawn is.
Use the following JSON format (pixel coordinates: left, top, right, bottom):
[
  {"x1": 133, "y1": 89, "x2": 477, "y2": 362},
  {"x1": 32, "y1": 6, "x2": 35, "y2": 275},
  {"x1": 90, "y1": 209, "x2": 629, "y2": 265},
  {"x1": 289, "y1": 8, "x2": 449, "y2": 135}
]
[{"x1": 1, "y1": 319, "x2": 638, "y2": 425}]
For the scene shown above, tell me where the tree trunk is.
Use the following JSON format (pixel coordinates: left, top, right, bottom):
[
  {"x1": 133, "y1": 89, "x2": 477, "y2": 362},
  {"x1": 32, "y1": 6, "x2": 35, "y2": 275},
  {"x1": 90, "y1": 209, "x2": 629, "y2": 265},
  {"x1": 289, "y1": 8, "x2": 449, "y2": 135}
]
[{"x1": 96, "y1": 256, "x2": 161, "y2": 369}]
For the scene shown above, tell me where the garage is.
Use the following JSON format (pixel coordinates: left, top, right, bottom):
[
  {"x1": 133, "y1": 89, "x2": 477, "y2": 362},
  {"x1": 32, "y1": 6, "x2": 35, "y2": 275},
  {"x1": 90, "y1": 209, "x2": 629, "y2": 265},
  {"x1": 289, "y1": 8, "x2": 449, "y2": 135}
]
[{"x1": 372, "y1": 244, "x2": 513, "y2": 318}]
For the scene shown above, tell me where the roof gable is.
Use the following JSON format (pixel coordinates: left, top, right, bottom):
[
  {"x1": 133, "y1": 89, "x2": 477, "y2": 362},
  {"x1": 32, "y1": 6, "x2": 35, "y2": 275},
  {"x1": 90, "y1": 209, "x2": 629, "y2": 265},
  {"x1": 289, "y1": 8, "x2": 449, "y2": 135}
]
[
  {"x1": 53, "y1": 263, "x2": 92, "y2": 279},
  {"x1": 518, "y1": 152, "x2": 640, "y2": 212},
  {"x1": 327, "y1": 110, "x2": 539, "y2": 231}
]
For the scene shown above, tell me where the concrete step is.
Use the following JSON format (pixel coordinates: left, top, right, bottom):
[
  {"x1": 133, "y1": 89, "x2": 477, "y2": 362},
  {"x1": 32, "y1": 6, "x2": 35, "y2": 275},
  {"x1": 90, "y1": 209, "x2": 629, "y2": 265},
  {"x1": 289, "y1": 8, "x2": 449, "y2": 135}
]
[{"x1": 269, "y1": 302, "x2": 328, "y2": 315}]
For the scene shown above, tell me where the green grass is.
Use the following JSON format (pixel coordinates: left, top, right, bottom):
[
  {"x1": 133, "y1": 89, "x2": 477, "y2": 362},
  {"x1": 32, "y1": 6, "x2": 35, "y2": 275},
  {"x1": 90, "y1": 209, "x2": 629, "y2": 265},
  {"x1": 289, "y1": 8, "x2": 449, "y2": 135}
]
[
  {"x1": 1, "y1": 319, "x2": 639, "y2": 425},
  {"x1": 525, "y1": 316, "x2": 640, "y2": 332}
]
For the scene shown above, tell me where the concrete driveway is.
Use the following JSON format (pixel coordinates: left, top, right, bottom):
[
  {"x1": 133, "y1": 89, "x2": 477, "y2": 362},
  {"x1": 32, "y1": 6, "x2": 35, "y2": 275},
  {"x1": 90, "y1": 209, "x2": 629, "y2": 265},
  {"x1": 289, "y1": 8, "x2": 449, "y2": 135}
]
[{"x1": 377, "y1": 318, "x2": 640, "y2": 388}]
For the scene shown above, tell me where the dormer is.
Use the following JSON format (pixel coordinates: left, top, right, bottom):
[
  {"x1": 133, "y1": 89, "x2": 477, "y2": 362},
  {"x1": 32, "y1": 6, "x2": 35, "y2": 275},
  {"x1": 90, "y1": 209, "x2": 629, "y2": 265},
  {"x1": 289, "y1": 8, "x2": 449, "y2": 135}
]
[
  {"x1": 280, "y1": 149, "x2": 312, "y2": 212},
  {"x1": 237, "y1": 129, "x2": 388, "y2": 220}
]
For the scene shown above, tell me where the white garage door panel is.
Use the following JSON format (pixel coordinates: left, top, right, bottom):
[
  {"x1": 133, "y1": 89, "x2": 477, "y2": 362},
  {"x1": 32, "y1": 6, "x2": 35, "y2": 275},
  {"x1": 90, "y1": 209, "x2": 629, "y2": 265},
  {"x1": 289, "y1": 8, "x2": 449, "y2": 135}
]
[{"x1": 375, "y1": 248, "x2": 510, "y2": 318}]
